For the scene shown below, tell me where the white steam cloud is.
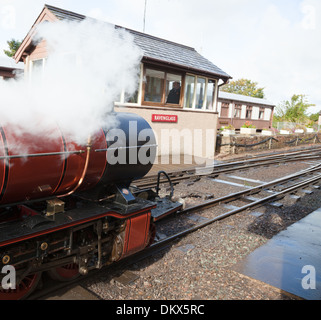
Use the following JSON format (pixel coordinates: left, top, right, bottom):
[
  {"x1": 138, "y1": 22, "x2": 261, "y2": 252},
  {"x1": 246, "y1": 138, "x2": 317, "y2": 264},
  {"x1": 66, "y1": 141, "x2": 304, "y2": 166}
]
[{"x1": 0, "y1": 18, "x2": 142, "y2": 145}]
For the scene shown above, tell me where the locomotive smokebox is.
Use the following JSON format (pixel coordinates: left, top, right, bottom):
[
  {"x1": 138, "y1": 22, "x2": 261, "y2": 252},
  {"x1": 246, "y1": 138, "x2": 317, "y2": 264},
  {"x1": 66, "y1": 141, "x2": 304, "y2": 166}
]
[
  {"x1": 0, "y1": 112, "x2": 157, "y2": 207},
  {"x1": 102, "y1": 112, "x2": 157, "y2": 186}
]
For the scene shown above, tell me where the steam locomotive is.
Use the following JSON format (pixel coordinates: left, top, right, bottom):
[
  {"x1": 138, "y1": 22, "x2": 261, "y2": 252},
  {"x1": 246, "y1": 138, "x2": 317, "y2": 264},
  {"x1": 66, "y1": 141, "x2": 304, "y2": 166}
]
[{"x1": 0, "y1": 112, "x2": 182, "y2": 300}]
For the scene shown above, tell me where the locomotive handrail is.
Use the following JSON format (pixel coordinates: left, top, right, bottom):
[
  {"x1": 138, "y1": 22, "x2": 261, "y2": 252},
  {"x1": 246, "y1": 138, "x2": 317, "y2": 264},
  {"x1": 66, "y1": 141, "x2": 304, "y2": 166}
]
[
  {"x1": 94, "y1": 144, "x2": 158, "y2": 152},
  {"x1": 0, "y1": 150, "x2": 85, "y2": 160}
]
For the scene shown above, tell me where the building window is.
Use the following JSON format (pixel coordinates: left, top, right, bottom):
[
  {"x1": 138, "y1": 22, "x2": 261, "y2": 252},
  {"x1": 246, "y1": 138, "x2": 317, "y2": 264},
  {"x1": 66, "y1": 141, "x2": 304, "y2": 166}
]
[
  {"x1": 195, "y1": 77, "x2": 206, "y2": 109},
  {"x1": 259, "y1": 108, "x2": 264, "y2": 120},
  {"x1": 140, "y1": 65, "x2": 218, "y2": 110},
  {"x1": 246, "y1": 106, "x2": 252, "y2": 119},
  {"x1": 234, "y1": 104, "x2": 242, "y2": 118},
  {"x1": 143, "y1": 67, "x2": 182, "y2": 106},
  {"x1": 184, "y1": 75, "x2": 195, "y2": 109},
  {"x1": 144, "y1": 69, "x2": 165, "y2": 103},
  {"x1": 206, "y1": 80, "x2": 215, "y2": 110},
  {"x1": 166, "y1": 73, "x2": 182, "y2": 104},
  {"x1": 221, "y1": 103, "x2": 229, "y2": 117},
  {"x1": 184, "y1": 76, "x2": 217, "y2": 110}
]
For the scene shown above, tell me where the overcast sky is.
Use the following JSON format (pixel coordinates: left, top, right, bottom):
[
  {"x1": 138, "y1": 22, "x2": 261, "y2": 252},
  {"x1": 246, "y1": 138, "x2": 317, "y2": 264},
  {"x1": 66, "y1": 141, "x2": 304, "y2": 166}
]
[{"x1": 0, "y1": 0, "x2": 320, "y2": 113}]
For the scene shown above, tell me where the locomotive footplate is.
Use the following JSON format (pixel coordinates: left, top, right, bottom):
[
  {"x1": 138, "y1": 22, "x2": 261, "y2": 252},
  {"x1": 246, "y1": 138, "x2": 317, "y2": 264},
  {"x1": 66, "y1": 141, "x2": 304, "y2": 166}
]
[
  {"x1": 0, "y1": 190, "x2": 183, "y2": 280},
  {"x1": 151, "y1": 197, "x2": 183, "y2": 222},
  {"x1": 0, "y1": 194, "x2": 183, "y2": 249},
  {"x1": 0, "y1": 198, "x2": 155, "y2": 247}
]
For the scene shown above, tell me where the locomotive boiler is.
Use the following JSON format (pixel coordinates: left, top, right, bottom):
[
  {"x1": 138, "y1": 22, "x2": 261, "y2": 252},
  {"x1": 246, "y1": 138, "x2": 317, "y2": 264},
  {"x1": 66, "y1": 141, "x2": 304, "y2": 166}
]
[{"x1": 0, "y1": 112, "x2": 181, "y2": 300}]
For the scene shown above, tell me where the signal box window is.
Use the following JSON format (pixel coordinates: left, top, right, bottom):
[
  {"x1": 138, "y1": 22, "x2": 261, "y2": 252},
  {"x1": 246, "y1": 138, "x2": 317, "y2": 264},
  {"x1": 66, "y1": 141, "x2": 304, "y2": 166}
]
[
  {"x1": 184, "y1": 75, "x2": 195, "y2": 109},
  {"x1": 143, "y1": 67, "x2": 182, "y2": 106},
  {"x1": 206, "y1": 81, "x2": 215, "y2": 110},
  {"x1": 166, "y1": 73, "x2": 182, "y2": 104},
  {"x1": 195, "y1": 77, "x2": 206, "y2": 109},
  {"x1": 144, "y1": 69, "x2": 165, "y2": 103}
]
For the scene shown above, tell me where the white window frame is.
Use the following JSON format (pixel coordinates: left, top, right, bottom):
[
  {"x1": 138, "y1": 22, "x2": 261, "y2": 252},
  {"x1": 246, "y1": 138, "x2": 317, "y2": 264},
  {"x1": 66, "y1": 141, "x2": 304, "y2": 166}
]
[
  {"x1": 114, "y1": 65, "x2": 219, "y2": 111},
  {"x1": 184, "y1": 74, "x2": 218, "y2": 111}
]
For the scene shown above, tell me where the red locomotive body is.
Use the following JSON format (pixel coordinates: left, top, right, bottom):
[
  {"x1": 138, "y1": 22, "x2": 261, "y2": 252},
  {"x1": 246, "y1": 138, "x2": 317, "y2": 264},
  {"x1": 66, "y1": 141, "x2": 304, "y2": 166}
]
[
  {"x1": 0, "y1": 125, "x2": 106, "y2": 205},
  {"x1": 0, "y1": 112, "x2": 180, "y2": 300}
]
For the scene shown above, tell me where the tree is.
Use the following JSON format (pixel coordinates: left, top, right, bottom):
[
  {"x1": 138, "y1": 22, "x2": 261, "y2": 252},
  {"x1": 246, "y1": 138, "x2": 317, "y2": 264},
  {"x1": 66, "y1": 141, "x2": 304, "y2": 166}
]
[
  {"x1": 3, "y1": 39, "x2": 22, "y2": 58},
  {"x1": 275, "y1": 94, "x2": 315, "y2": 123},
  {"x1": 221, "y1": 78, "x2": 265, "y2": 98},
  {"x1": 309, "y1": 112, "x2": 319, "y2": 123}
]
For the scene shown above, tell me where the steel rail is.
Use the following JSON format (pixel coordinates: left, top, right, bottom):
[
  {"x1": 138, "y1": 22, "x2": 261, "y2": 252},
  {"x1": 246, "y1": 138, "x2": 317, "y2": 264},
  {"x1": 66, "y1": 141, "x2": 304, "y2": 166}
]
[
  {"x1": 135, "y1": 153, "x2": 321, "y2": 188},
  {"x1": 138, "y1": 146, "x2": 321, "y2": 182},
  {"x1": 141, "y1": 148, "x2": 321, "y2": 182},
  {"x1": 149, "y1": 167, "x2": 321, "y2": 249},
  {"x1": 180, "y1": 162, "x2": 321, "y2": 213}
]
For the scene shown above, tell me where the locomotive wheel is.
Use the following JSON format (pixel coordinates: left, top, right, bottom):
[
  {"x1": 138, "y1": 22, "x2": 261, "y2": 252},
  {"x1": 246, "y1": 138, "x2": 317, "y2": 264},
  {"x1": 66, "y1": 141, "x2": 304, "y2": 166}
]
[
  {"x1": 0, "y1": 272, "x2": 42, "y2": 300},
  {"x1": 47, "y1": 263, "x2": 80, "y2": 282}
]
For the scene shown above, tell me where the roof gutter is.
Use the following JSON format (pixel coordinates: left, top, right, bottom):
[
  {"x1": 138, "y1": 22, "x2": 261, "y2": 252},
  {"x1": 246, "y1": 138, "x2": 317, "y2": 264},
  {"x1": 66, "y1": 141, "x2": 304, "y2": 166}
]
[{"x1": 218, "y1": 77, "x2": 230, "y2": 88}]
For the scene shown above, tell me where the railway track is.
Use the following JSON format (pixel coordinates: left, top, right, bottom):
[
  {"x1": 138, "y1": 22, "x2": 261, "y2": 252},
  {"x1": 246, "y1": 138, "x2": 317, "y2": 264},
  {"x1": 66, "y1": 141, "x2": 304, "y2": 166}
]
[
  {"x1": 151, "y1": 162, "x2": 321, "y2": 246},
  {"x1": 135, "y1": 146, "x2": 321, "y2": 189},
  {"x1": 29, "y1": 150, "x2": 321, "y2": 300}
]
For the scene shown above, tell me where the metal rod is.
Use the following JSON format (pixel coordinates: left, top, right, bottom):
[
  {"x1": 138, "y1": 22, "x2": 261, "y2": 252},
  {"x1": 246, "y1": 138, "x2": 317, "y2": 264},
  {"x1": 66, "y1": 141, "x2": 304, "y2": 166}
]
[
  {"x1": 95, "y1": 144, "x2": 157, "y2": 152},
  {"x1": 0, "y1": 150, "x2": 85, "y2": 160}
]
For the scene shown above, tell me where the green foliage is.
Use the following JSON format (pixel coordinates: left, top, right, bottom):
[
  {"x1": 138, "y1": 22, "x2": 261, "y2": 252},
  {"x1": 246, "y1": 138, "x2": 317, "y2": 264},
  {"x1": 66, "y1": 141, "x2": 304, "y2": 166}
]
[
  {"x1": 221, "y1": 78, "x2": 265, "y2": 98},
  {"x1": 275, "y1": 94, "x2": 315, "y2": 123},
  {"x1": 3, "y1": 39, "x2": 22, "y2": 58},
  {"x1": 309, "y1": 112, "x2": 319, "y2": 122},
  {"x1": 220, "y1": 124, "x2": 235, "y2": 131}
]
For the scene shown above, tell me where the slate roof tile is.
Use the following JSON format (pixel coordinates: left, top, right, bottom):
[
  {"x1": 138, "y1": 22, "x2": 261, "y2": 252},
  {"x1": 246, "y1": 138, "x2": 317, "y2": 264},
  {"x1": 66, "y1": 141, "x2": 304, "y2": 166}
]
[{"x1": 45, "y1": 4, "x2": 231, "y2": 80}]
